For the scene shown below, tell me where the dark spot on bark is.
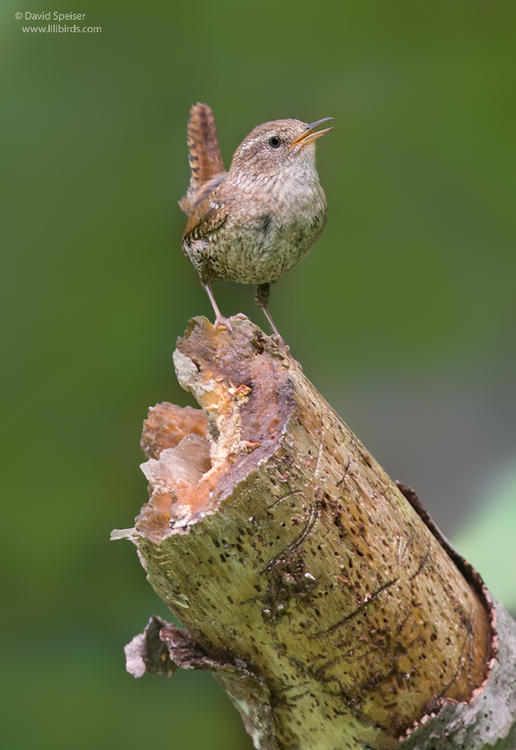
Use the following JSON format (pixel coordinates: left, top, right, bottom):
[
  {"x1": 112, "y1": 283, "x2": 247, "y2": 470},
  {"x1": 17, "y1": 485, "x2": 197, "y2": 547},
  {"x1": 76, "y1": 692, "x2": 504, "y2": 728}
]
[
  {"x1": 208, "y1": 421, "x2": 220, "y2": 442},
  {"x1": 252, "y1": 331, "x2": 266, "y2": 353}
]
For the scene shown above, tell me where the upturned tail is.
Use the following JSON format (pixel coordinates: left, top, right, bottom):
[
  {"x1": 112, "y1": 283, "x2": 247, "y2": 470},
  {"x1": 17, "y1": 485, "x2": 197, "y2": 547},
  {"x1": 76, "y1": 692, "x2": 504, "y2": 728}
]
[{"x1": 179, "y1": 102, "x2": 225, "y2": 213}]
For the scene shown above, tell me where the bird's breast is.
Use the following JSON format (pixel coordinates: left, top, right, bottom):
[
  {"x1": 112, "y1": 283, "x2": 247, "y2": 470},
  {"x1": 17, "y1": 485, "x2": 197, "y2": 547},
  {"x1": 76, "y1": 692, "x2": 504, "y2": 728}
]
[
  {"x1": 216, "y1": 182, "x2": 326, "y2": 283},
  {"x1": 185, "y1": 171, "x2": 327, "y2": 285}
]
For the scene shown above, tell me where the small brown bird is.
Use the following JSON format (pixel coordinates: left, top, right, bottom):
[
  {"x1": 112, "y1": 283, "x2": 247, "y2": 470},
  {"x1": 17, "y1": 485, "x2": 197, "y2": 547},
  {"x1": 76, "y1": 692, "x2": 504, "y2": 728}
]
[{"x1": 179, "y1": 102, "x2": 332, "y2": 339}]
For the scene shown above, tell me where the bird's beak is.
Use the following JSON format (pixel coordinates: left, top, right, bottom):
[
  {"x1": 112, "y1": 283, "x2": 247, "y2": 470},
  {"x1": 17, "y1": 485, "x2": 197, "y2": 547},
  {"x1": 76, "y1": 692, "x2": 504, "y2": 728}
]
[{"x1": 291, "y1": 117, "x2": 334, "y2": 148}]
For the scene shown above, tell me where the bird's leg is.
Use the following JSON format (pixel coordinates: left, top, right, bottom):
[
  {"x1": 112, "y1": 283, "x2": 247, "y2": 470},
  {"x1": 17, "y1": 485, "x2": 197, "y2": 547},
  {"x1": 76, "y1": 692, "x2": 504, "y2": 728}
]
[
  {"x1": 203, "y1": 282, "x2": 232, "y2": 332},
  {"x1": 255, "y1": 283, "x2": 287, "y2": 347}
]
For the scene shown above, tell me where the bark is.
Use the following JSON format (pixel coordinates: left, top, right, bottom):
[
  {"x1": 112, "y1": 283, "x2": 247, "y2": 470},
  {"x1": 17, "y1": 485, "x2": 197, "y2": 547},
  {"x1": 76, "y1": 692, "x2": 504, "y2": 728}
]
[{"x1": 113, "y1": 315, "x2": 516, "y2": 750}]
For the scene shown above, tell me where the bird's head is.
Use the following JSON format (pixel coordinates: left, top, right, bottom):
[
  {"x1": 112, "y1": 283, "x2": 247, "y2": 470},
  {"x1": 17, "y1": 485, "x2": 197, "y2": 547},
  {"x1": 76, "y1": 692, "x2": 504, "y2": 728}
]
[{"x1": 229, "y1": 117, "x2": 333, "y2": 181}]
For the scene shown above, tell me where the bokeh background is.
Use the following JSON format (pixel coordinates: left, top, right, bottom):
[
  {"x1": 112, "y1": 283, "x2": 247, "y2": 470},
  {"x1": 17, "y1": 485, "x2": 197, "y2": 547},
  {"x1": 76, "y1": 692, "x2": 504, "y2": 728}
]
[{"x1": 2, "y1": 1, "x2": 515, "y2": 748}]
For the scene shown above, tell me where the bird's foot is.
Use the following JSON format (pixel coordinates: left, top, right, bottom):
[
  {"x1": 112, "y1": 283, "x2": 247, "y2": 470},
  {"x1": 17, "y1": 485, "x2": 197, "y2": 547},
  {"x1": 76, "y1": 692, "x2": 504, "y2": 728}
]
[
  {"x1": 270, "y1": 333, "x2": 290, "y2": 355},
  {"x1": 214, "y1": 314, "x2": 233, "y2": 333},
  {"x1": 203, "y1": 283, "x2": 233, "y2": 332}
]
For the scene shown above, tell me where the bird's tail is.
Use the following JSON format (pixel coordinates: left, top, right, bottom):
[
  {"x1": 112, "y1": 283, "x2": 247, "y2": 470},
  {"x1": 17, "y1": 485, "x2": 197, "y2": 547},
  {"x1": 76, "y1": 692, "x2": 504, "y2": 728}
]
[{"x1": 179, "y1": 102, "x2": 225, "y2": 213}]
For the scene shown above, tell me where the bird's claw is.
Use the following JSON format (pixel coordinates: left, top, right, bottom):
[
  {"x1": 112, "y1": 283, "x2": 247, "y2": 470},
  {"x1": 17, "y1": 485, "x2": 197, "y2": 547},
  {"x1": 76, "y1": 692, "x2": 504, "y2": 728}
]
[
  {"x1": 270, "y1": 333, "x2": 290, "y2": 354},
  {"x1": 214, "y1": 315, "x2": 233, "y2": 333}
]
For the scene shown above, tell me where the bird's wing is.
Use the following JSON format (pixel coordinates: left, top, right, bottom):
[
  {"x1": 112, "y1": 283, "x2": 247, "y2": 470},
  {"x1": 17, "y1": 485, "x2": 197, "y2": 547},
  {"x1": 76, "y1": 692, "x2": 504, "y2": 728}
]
[
  {"x1": 179, "y1": 103, "x2": 226, "y2": 214},
  {"x1": 181, "y1": 196, "x2": 228, "y2": 248}
]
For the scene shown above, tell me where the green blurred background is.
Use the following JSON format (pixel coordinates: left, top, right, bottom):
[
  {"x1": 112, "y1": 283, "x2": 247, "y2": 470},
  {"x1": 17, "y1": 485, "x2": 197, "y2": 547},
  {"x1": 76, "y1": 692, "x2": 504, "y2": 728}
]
[{"x1": 2, "y1": 1, "x2": 515, "y2": 747}]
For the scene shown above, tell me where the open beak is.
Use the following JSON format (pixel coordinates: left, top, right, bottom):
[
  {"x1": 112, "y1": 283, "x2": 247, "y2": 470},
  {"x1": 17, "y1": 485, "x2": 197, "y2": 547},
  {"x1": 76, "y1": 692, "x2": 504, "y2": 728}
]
[{"x1": 291, "y1": 117, "x2": 333, "y2": 148}]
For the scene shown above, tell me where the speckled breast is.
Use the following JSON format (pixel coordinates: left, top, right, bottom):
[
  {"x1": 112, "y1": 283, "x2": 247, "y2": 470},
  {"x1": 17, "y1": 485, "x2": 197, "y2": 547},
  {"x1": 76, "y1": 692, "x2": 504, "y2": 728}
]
[
  {"x1": 212, "y1": 206, "x2": 327, "y2": 284},
  {"x1": 186, "y1": 184, "x2": 327, "y2": 285}
]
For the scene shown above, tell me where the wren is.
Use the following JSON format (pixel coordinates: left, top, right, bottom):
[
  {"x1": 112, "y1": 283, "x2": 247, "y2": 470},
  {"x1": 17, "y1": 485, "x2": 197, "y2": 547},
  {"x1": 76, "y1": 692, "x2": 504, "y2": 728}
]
[{"x1": 179, "y1": 102, "x2": 332, "y2": 340}]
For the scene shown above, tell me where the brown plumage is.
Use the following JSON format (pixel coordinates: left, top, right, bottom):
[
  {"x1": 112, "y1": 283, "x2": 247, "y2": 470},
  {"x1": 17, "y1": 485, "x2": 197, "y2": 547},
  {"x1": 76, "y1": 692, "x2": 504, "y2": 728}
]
[
  {"x1": 179, "y1": 103, "x2": 225, "y2": 214},
  {"x1": 179, "y1": 102, "x2": 332, "y2": 341}
]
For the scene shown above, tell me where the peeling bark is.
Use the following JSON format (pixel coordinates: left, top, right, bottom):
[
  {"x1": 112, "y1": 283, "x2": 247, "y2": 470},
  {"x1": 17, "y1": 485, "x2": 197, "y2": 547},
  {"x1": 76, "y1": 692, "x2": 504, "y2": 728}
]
[{"x1": 113, "y1": 315, "x2": 516, "y2": 750}]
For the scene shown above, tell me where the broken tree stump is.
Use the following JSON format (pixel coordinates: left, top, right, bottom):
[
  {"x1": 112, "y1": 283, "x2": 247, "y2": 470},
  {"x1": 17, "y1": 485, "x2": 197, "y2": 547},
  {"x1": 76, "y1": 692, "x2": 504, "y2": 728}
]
[{"x1": 113, "y1": 315, "x2": 516, "y2": 750}]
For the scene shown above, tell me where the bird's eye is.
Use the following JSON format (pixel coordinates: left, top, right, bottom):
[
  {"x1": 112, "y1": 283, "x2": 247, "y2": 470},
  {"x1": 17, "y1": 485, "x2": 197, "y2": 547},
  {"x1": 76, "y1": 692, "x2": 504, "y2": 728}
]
[{"x1": 268, "y1": 135, "x2": 282, "y2": 148}]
